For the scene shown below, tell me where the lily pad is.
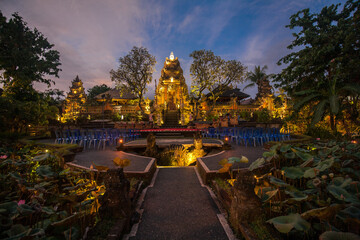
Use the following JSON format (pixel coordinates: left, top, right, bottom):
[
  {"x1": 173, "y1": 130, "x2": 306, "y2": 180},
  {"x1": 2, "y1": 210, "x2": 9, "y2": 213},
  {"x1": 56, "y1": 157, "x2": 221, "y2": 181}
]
[
  {"x1": 316, "y1": 158, "x2": 334, "y2": 172},
  {"x1": 32, "y1": 153, "x2": 50, "y2": 162},
  {"x1": 319, "y1": 231, "x2": 360, "y2": 240},
  {"x1": 301, "y1": 205, "x2": 344, "y2": 220},
  {"x1": 249, "y1": 158, "x2": 265, "y2": 171},
  {"x1": 228, "y1": 157, "x2": 241, "y2": 164},
  {"x1": 267, "y1": 213, "x2": 310, "y2": 233},
  {"x1": 327, "y1": 185, "x2": 360, "y2": 204},
  {"x1": 262, "y1": 188, "x2": 279, "y2": 202},
  {"x1": 218, "y1": 163, "x2": 232, "y2": 173},
  {"x1": 280, "y1": 144, "x2": 291, "y2": 153},
  {"x1": 295, "y1": 151, "x2": 313, "y2": 161},
  {"x1": 304, "y1": 168, "x2": 318, "y2": 178},
  {"x1": 285, "y1": 152, "x2": 296, "y2": 159},
  {"x1": 282, "y1": 167, "x2": 304, "y2": 179},
  {"x1": 36, "y1": 165, "x2": 56, "y2": 178},
  {"x1": 269, "y1": 176, "x2": 289, "y2": 187},
  {"x1": 113, "y1": 158, "x2": 130, "y2": 167},
  {"x1": 285, "y1": 190, "x2": 308, "y2": 201}
]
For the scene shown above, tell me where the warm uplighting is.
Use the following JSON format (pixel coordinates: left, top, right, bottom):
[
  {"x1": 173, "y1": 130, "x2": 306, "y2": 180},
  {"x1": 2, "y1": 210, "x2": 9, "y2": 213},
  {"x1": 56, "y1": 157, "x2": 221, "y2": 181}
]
[
  {"x1": 170, "y1": 51, "x2": 174, "y2": 60},
  {"x1": 119, "y1": 137, "x2": 124, "y2": 144},
  {"x1": 121, "y1": 115, "x2": 124, "y2": 120},
  {"x1": 224, "y1": 136, "x2": 229, "y2": 143},
  {"x1": 351, "y1": 140, "x2": 358, "y2": 144},
  {"x1": 74, "y1": 90, "x2": 77, "y2": 94},
  {"x1": 171, "y1": 77, "x2": 174, "y2": 82}
]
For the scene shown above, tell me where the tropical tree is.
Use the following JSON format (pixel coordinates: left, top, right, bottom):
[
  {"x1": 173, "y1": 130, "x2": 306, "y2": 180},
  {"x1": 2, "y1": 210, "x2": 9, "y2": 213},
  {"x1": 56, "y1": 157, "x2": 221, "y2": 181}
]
[
  {"x1": 0, "y1": 11, "x2": 61, "y2": 133},
  {"x1": 87, "y1": 84, "x2": 111, "y2": 104},
  {"x1": 275, "y1": 0, "x2": 360, "y2": 133},
  {"x1": 110, "y1": 46, "x2": 156, "y2": 114},
  {"x1": 189, "y1": 50, "x2": 246, "y2": 119},
  {"x1": 243, "y1": 65, "x2": 268, "y2": 91},
  {"x1": 0, "y1": 12, "x2": 61, "y2": 99}
]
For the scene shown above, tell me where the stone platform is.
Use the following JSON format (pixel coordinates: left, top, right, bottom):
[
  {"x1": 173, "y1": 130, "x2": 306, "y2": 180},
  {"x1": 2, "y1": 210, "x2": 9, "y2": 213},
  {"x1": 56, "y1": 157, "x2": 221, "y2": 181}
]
[{"x1": 68, "y1": 150, "x2": 156, "y2": 179}]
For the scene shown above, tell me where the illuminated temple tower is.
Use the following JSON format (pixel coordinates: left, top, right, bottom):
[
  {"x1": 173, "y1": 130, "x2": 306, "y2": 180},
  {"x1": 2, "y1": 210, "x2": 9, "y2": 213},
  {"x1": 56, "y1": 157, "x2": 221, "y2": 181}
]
[
  {"x1": 61, "y1": 76, "x2": 86, "y2": 122},
  {"x1": 155, "y1": 52, "x2": 190, "y2": 126}
]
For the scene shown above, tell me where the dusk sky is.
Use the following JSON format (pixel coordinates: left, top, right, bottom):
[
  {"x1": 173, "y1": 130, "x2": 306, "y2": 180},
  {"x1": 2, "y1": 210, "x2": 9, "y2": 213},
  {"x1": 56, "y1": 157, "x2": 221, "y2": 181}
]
[{"x1": 1, "y1": 0, "x2": 345, "y2": 98}]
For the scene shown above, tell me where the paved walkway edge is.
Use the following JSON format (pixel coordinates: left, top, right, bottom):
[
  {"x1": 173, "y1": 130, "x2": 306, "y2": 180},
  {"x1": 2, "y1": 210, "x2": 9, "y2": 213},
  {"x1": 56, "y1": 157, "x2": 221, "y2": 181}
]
[
  {"x1": 194, "y1": 167, "x2": 238, "y2": 240},
  {"x1": 122, "y1": 168, "x2": 160, "y2": 240}
]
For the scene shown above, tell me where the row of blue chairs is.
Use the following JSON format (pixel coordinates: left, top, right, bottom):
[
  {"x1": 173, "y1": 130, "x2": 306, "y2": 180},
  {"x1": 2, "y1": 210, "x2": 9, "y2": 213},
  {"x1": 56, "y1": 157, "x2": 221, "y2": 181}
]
[
  {"x1": 54, "y1": 129, "x2": 140, "y2": 150},
  {"x1": 202, "y1": 127, "x2": 291, "y2": 147}
]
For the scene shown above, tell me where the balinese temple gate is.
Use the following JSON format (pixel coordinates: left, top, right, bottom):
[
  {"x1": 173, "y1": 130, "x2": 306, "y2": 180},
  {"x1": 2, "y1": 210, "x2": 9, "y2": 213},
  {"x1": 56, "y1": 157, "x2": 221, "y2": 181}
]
[{"x1": 154, "y1": 52, "x2": 190, "y2": 127}]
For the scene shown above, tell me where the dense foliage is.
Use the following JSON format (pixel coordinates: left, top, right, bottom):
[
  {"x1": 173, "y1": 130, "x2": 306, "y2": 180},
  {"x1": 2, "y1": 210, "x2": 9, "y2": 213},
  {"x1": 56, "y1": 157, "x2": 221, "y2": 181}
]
[
  {"x1": 0, "y1": 144, "x2": 104, "y2": 239},
  {"x1": 275, "y1": 0, "x2": 360, "y2": 132},
  {"x1": 249, "y1": 141, "x2": 360, "y2": 239},
  {"x1": 0, "y1": 12, "x2": 62, "y2": 134}
]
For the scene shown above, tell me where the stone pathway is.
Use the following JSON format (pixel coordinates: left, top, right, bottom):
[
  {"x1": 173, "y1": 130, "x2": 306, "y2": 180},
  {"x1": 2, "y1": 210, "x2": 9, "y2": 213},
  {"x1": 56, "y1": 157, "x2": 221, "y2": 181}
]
[{"x1": 129, "y1": 167, "x2": 230, "y2": 240}]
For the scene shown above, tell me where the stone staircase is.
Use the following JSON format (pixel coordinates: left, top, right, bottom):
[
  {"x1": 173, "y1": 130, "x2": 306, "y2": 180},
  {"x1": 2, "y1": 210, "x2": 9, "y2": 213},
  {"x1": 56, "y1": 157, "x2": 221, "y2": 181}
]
[{"x1": 162, "y1": 110, "x2": 181, "y2": 128}]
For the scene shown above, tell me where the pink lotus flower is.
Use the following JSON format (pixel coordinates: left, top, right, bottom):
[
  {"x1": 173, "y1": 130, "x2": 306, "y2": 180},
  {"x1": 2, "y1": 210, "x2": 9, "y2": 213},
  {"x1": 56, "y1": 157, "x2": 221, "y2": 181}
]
[
  {"x1": 18, "y1": 200, "x2": 25, "y2": 206},
  {"x1": 0, "y1": 155, "x2": 8, "y2": 159}
]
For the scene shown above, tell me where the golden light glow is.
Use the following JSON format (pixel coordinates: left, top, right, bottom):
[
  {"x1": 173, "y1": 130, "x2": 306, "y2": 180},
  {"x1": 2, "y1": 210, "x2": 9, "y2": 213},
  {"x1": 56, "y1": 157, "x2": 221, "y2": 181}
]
[
  {"x1": 74, "y1": 90, "x2": 77, "y2": 94},
  {"x1": 170, "y1": 51, "x2": 174, "y2": 60},
  {"x1": 171, "y1": 77, "x2": 174, "y2": 82},
  {"x1": 119, "y1": 138, "x2": 124, "y2": 144}
]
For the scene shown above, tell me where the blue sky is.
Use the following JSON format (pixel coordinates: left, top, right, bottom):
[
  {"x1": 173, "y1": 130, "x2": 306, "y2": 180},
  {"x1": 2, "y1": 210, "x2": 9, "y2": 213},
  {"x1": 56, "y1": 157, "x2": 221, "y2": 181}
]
[{"x1": 1, "y1": 0, "x2": 346, "y2": 98}]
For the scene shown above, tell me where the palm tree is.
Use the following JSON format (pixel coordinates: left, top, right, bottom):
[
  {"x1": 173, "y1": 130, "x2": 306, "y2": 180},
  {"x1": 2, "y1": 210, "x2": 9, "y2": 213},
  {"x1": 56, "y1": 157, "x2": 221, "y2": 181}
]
[{"x1": 243, "y1": 65, "x2": 268, "y2": 91}]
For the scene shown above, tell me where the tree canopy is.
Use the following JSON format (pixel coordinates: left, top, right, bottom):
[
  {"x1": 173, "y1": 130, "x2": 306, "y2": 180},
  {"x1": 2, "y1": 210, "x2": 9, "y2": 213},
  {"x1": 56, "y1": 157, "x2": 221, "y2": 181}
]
[
  {"x1": 275, "y1": 0, "x2": 360, "y2": 131},
  {"x1": 110, "y1": 46, "x2": 156, "y2": 114},
  {"x1": 190, "y1": 49, "x2": 246, "y2": 118},
  {"x1": 0, "y1": 11, "x2": 61, "y2": 99},
  {"x1": 87, "y1": 84, "x2": 111, "y2": 102},
  {"x1": 0, "y1": 12, "x2": 61, "y2": 133}
]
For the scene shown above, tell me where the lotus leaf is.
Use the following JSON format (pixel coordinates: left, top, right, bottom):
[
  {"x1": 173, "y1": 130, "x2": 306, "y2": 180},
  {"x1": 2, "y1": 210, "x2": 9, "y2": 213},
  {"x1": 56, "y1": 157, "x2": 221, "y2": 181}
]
[
  {"x1": 338, "y1": 206, "x2": 360, "y2": 221},
  {"x1": 332, "y1": 177, "x2": 352, "y2": 188},
  {"x1": 319, "y1": 148, "x2": 332, "y2": 158},
  {"x1": 32, "y1": 153, "x2": 50, "y2": 162},
  {"x1": 346, "y1": 144, "x2": 359, "y2": 150},
  {"x1": 280, "y1": 144, "x2": 291, "y2": 153},
  {"x1": 249, "y1": 158, "x2": 265, "y2": 171},
  {"x1": 4, "y1": 224, "x2": 31, "y2": 238},
  {"x1": 319, "y1": 231, "x2": 360, "y2": 240},
  {"x1": 219, "y1": 158, "x2": 228, "y2": 166},
  {"x1": 218, "y1": 163, "x2": 232, "y2": 173},
  {"x1": 261, "y1": 188, "x2": 279, "y2": 202},
  {"x1": 285, "y1": 152, "x2": 296, "y2": 159},
  {"x1": 18, "y1": 204, "x2": 35, "y2": 215},
  {"x1": 301, "y1": 205, "x2": 344, "y2": 220},
  {"x1": 93, "y1": 164, "x2": 109, "y2": 172},
  {"x1": 270, "y1": 143, "x2": 281, "y2": 151},
  {"x1": 263, "y1": 150, "x2": 276, "y2": 158},
  {"x1": 0, "y1": 202, "x2": 18, "y2": 215},
  {"x1": 327, "y1": 185, "x2": 360, "y2": 204},
  {"x1": 41, "y1": 206, "x2": 55, "y2": 215},
  {"x1": 267, "y1": 213, "x2": 310, "y2": 233},
  {"x1": 330, "y1": 145, "x2": 340, "y2": 153},
  {"x1": 300, "y1": 159, "x2": 313, "y2": 168},
  {"x1": 269, "y1": 176, "x2": 289, "y2": 187},
  {"x1": 113, "y1": 158, "x2": 130, "y2": 167},
  {"x1": 285, "y1": 190, "x2": 308, "y2": 201},
  {"x1": 316, "y1": 158, "x2": 334, "y2": 172},
  {"x1": 342, "y1": 159, "x2": 354, "y2": 167},
  {"x1": 228, "y1": 157, "x2": 241, "y2": 163},
  {"x1": 282, "y1": 167, "x2": 304, "y2": 179},
  {"x1": 304, "y1": 168, "x2": 318, "y2": 178},
  {"x1": 36, "y1": 165, "x2": 56, "y2": 178},
  {"x1": 295, "y1": 151, "x2": 313, "y2": 161},
  {"x1": 240, "y1": 156, "x2": 249, "y2": 163}
]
